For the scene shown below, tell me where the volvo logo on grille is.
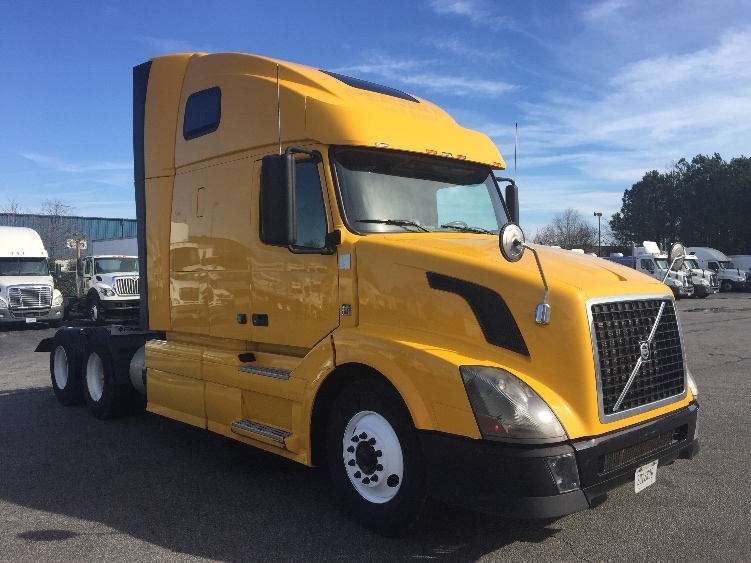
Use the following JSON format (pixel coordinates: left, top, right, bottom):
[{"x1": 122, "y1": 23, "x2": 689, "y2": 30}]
[{"x1": 639, "y1": 340, "x2": 651, "y2": 361}]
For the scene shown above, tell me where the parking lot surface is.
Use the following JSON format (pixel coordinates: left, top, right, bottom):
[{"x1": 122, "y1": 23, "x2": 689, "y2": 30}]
[{"x1": 1, "y1": 293, "x2": 750, "y2": 562}]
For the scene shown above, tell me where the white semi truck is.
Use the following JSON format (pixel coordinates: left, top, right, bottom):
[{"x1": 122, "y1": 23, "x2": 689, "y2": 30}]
[
  {"x1": 634, "y1": 242, "x2": 694, "y2": 299},
  {"x1": 686, "y1": 247, "x2": 749, "y2": 292},
  {"x1": 66, "y1": 237, "x2": 140, "y2": 322},
  {"x1": 0, "y1": 226, "x2": 64, "y2": 326},
  {"x1": 680, "y1": 253, "x2": 719, "y2": 298}
]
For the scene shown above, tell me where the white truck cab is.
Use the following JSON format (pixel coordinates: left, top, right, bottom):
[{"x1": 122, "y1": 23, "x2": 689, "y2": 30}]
[
  {"x1": 681, "y1": 254, "x2": 719, "y2": 298},
  {"x1": 0, "y1": 226, "x2": 64, "y2": 326},
  {"x1": 634, "y1": 241, "x2": 694, "y2": 298},
  {"x1": 686, "y1": 247, "x2": 749, "y2": 292},
  {"x1": 76, "y1": 254, "x2": 140, "y2": 322}
]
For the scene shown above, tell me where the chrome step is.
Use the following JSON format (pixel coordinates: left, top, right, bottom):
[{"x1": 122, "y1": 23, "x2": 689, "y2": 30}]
[{"x1": 231, "y1": 419, "x2": 291, "y2": 448}]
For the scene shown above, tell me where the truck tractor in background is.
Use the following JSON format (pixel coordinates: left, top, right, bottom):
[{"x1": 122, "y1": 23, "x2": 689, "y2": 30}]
[
  {"x1": 37, "y1": 51, "x2": 699, "y2": 537},
  {"x1": 0, "y1": 226, "x2": 64, "y2": 326},
  {"x1": 624, "y1": 241, "x2": 695, "y2": 299},
  {"x1": 686, "y1": 247, "x2": 750, "y2": 292},
  {"x1": 680, "y1": 253, "x2": 719, "y2": 298},
  {"x1": 65, "y1": 237, "x2": 140, "y2": 323}
]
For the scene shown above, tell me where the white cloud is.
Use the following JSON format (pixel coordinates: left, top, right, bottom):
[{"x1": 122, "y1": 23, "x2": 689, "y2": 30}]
[
  {"x1": 337, "y1": 54, "x2": 517, "y2": 98},
  {"x1": 428, "y1": 0, "x2": 511, "y2": 29},
  {"x1": 20, "y1": 153, "x2": 132, "y2": 174},
  {"x1": 135, "y1": 36, "x2": 205, "y2": 54}
]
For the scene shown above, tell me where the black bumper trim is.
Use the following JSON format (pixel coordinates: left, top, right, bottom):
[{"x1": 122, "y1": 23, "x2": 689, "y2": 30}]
[{"x1": 419, "y1": 403, "x2": 699, "y2": 519}]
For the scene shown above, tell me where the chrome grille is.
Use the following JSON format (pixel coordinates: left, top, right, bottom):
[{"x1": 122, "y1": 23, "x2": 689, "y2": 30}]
[
  {"x1": 114, "y1": 277, "x2": 139, "y2": 296},
  {"x1": 590, "y1": 298, "x2": 685, "y2": 421},
  {"x1": 8, "y1": 285, "x2": 52, "y2": 308},
  {"x1": 710, "y1": 273, "x2": 718, "y2": 288}
]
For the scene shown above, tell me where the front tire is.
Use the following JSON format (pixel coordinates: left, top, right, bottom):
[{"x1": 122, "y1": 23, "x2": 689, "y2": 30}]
[
  {"x1": 49, "y1": 330, "x2": 86, "y2": 406},
  {"x1": 326, "y1": 378, "x2": 427, "y2": 537},
  {"x1": 721, "y1": 280, "x2": 733, "y2": 292},
  {"x1": 88, "y1": 295, "x2": 104, "y2": 324}
]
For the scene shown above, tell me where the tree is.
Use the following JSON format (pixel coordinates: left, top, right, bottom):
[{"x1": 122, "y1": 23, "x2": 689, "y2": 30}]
[
  {"x1": 532, "y1": 208, "x2": 598, "y2": 250},
  {"x1": 36, "y1": 198, "x2": 76, "y2": 265},
  {"x1": 610, "y1": 154, "x2": 751, "y2": 253},
  {"x1": 1, "y1": 197, "x2": 25, "y2": 225}
]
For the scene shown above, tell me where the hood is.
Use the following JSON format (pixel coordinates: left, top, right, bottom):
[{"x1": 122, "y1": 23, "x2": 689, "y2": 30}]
[
  {"x1": 356, "y1": 233, "x2": 665, "y2": 299},
  {"x1": 353, "y1": 233, "x2": 678, "y2": 438}
]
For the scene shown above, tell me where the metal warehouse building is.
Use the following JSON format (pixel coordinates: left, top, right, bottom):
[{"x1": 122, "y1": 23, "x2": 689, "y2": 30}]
[{"x1": 0, "y1": 213, "x2": 137, "y2": 260}]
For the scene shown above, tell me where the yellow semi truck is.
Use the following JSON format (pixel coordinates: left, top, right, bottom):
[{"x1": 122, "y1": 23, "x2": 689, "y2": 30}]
[{"x1": 40, "y1": 52, "x2": 699, "y2": 536}]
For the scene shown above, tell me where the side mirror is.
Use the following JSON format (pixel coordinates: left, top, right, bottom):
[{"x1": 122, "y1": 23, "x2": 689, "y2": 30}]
[
  {"x1": 260, "y1": 153, "x2": 296, "y2": 247},
  {"x1": 499, "y1": 223, "x2": 551, "y2": 324}
]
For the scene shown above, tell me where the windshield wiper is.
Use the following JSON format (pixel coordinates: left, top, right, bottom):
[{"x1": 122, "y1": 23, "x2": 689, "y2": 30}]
[
  {"x1": 440, "y1": 222, "x2": 494, "y2": 234},
  {"x1": 357, "y1": 219, "x2": 430, "y2": 232}
]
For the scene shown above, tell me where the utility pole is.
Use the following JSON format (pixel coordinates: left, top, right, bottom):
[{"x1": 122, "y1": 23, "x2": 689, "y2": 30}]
[{"x1": 594, "y1": 212, "x2": 602, "y2": 256}]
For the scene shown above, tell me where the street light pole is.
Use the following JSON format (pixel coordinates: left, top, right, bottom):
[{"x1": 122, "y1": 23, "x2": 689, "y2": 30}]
[{"x1": 594, "y1": 212, "x2": 602, "y2": 256}]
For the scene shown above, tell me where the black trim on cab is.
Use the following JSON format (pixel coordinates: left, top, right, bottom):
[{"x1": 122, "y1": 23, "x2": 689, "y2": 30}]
[
  {"x1": 426, "y1": 272, "x2": 529, "y2": 356},
  {"x1": 133, "y1": 61, "x2": 151, "y2": 331}
]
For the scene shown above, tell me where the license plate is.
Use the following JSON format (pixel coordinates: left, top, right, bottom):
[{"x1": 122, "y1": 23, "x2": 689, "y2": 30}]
[
  {"x1": 25, "y1": 317, "x2": 37, "y2": 323},
  {"x1": 634, "y1": 459, "x2": 658, "y2": 492}
]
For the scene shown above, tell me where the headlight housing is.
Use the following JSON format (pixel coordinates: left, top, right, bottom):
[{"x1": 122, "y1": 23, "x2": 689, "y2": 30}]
[
  {"x1": 52, "y1": 290, "x2": 64, "y2": 306},
  {"x1": 98, "y1": 285, "x2": 116, "y2": 297},
  {"x1": 0, "y1": 295, "x2": 8, "y2": 309},
  {"x1": 686, "y1": 367, "x2": 698, "y2": 399},
  {"x1": 460, "y1": 366, "x2": 567, "y2": 443}
]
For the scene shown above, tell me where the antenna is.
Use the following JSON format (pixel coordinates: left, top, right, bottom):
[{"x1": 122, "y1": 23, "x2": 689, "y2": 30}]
[{"x1": 276, "y1": 64, "x2": 282, "y2": 155}]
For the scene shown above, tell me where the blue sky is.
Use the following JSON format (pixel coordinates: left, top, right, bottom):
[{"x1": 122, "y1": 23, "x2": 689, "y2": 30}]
[{"x1": 2, "y1": 1, "x2": 750, "y2": 235}]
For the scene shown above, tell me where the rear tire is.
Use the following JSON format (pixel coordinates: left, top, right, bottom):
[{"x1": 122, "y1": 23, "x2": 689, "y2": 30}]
[
  {"x1": 326, "y1": 378, "x2": 427, "y2": 537},
  {"x1": 82, "y1": 336, "x2": 124, "y2": 419},
  {"x1": 49, "y1": 330, "x2": 86, "y2": 406}
]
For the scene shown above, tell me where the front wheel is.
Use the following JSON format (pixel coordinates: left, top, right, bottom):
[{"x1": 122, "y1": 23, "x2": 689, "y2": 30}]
[
  {"x1": 88, "y1": 296, "x2": 104, "y2": 324},
  {"x1": 326, "y1": 378, "x2": 427, "y2": 537},
  {"x1": 721, "y1": 280, "x2": 734, "y2": 292}
]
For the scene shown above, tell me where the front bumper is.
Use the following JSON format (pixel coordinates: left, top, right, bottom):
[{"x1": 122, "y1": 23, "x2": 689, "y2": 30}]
[
  {"x1": 419, "y1": 403, "x2": 699, "y2": 519},
  {"x1": 670, "y1": 285, "x2": 694, "y2": 298},
  {"x1": 100, "y1": 298, "x2": 140, "y2": 318},
  {"x1": 693, "y1": 284, "x2": 719, "y2": 296},
  {"x1": 0, "y1": 304, "x2": 64, "y2": 324}
]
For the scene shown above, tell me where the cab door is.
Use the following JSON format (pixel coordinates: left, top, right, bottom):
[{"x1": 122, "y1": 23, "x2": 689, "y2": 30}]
[{"x1": 250, "y1": 155, "x2": 339, "y2": 349}]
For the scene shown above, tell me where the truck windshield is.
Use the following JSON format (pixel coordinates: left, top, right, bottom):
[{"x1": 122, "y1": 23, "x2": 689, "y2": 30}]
[
  {"x1": 331, "y1": 147, "x2": 508, "y2": 234},
  {"x1": 654, "y1": 258, "x2": 669, "y2": 269},
  {"x1": 718, "y1": 260, "x2": 736, "y2": 270},
  {"x1": 93, "y1": 258, "x2": 139, "y2": 274},
  {"x1": 683, "y1": 258, "x2": 700, "y2": 270},
  {"x1": 0, "y1": 257, "x2": 49, "y2": 276}
]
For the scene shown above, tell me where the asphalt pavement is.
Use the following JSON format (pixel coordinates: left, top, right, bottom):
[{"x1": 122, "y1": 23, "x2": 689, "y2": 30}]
[{"x1": 1, "y1": 293, "x2": 750, "y2": 562}]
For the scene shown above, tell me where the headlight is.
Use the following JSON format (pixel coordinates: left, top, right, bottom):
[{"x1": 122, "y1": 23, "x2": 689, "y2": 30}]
[
  {"x1": 99, "y1": 286, "x2": 116, "y2": 297},
  {"x1": 686, "y1": 367, "x2": 698, "y2": 399},
  {"x1": 0, "y1": 296, "x2": 7, "y2": 309},
  {"x1": 460, "y1": 366, "x2": 567, "y2": 442},
  {"x1": 52, "y1": 290, "x2": 64, "y2": 306}
]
